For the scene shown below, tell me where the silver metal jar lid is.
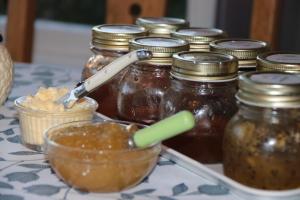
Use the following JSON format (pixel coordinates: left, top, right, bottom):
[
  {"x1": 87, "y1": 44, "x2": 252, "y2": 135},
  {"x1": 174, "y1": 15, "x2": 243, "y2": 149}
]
[
  {"x1": 92, "y1": 24, "x2": 148, "y2": 51},
  {"x1": 130, "y1": 37, "x2": 189, "y2": 65},
  {"x1": 257, "y1": 52, "x2": 300, "y2": 73},
  {"x1": 210, "y1": 38, "x2": 269, "y2": 69},
  {"x1": 237, "y1": 71, "x2": 300, "y2": 108},
  {"x1": 136, "y1": 17, "x2": 189, "y2": 36},
  {"x1": 171, "y1": 51, "x2": 238, "y2": 82},
  {"x1": 171, "y1": 28, "x2": 226, "y2": 50}
]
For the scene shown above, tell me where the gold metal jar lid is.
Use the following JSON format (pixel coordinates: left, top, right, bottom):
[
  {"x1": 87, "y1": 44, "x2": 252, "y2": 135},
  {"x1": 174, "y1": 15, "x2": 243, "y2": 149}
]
[
  {"x1": 257, "y1": 52, "x2": 300, "y2": 73},
  {"x1": 210, "y1": 39, "x2": 269, "y2": 68},
  {"x1": 171, "y1": 28, "x2": 226, "y2": 50},
  {"x1": 237, "y1": 71, "x2": 300, "y2": 108},
  {"x1": 92, "y1": 24, "x2": 148, "y2": 51},
  {"x1": 130, "y1": 37, "x2": 189, "y2": 65},
  {"x1": 136, "y1": 17, "x2": 189, "y2": 36},
  {"x1": 171, "y1": 51, "x2": 238, "y2": 82}
]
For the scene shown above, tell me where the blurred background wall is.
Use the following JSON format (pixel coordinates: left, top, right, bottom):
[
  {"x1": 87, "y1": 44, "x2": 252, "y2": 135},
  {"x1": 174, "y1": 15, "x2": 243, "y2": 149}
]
[{"x1": 0, "y1": 0, "x2": 298, "y2": 67}]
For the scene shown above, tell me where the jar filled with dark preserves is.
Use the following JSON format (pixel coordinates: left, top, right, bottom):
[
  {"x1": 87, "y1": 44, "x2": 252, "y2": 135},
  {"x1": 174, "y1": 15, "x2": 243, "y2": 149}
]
[
  {"x1": 136, "y1": 17, "x2": 189, "y2": 37},
  {"x1": 210, "y1": 39, "x2": 269, "y2": 72},
  {"x1": 257, "y1": 52, "x2": 300, "y2": 73},
  {"x1": 160, "y1": 51, "x2": 238, "y2": 163},
  {"x1": 223, "y1": 71, "x2": 300, "y2": 190},
  {"x1": 118, "y1": 37, "x2": 189, "y2": 125},
  {"x1": 82, "y1": 24, "x2": 148, "y2": 118},
  {"x1": 171, "y1": 28, "x2": 226, "y2": 51}
]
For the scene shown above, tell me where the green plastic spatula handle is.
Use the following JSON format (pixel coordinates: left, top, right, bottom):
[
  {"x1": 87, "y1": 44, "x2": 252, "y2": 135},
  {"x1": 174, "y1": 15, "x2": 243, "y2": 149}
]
[{"x1": 132, "y1": 110, "x2": 195, "y2": 148}]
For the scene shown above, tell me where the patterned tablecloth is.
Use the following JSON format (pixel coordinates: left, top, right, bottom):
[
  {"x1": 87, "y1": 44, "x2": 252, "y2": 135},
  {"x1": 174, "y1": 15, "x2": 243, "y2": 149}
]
[{"x1": 0, "y1": 63, "x2": 239, "y2": 200}]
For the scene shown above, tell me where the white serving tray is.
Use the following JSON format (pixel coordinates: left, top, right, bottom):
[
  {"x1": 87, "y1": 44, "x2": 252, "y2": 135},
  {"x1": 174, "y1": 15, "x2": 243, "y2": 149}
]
[
  {"x1": 95, "y1": 112, "x2": 300, "y2": 200},
  {"x1": 161, "y1": 146, "x2": 300, "y2": 200}
]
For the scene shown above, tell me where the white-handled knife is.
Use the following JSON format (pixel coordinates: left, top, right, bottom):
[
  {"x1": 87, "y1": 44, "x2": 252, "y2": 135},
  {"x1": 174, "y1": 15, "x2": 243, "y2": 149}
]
[{"x1": 58, "y1": 49, "x2": 152, "y2": 109}]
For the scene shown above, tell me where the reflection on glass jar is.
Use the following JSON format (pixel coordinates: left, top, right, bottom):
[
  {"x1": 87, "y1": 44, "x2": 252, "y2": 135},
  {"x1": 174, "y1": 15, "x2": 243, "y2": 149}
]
[
  {"x1": 82, "y1": 24, "x2": 148, "y2": 118},
  {"x1": 171, "y1": 27, "x2": 226, "y2": 51},
  {"x1": 210, "y1": 39, "x2": 269, "y2": 72},
  {"x1": 160, "y1": 51, "x2": 238, "y2": 163},
  {"x1": 223, "y1": 71, "x2": 300, "y2": 190},
  {"x1": 118, "y1": 37, "x2": 189, "y2": 125},
  {"x1": 257, "y1": 52, "x2": 300, "y2": 73},
  {"x1": 136, "y1": 17, "x2": 188, "y2": 37}
]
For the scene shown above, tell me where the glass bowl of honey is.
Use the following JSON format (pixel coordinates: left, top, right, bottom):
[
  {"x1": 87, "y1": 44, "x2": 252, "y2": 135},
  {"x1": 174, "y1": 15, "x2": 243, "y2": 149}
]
[{"x1": 43, "y1": 120, "x2": 161, "y2": 192}]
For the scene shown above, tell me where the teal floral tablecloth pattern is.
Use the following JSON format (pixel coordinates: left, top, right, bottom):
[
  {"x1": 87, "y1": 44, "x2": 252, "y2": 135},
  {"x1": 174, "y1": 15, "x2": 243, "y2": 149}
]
[{"x1": 0, "y1": 63, "x2": 239, "y2": 200}]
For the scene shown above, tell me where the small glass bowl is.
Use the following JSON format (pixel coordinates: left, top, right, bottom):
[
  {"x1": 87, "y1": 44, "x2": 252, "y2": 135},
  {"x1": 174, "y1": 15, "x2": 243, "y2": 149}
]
[
  {"x1": 15, "y1": 96, "x2": 98, "y2": 151},
  {"x1": 43, "y1": 120, "x2": 161, "y2": 192}
]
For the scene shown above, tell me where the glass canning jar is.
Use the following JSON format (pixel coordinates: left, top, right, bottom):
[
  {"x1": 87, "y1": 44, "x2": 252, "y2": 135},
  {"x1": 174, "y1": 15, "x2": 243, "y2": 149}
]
[
  {"x1": 223, "y1": 71, "x2": 300, "y2": 190},
  {"x1": 82, "y1": 24, "x2": 148, "y2": 119},
  {"x1": 136, "y1": 17, "x2": 189, "y2": 37},
  {"x1": 210, "y1": 39, "x2": 269, "y2": 72},
  {"x1": 118, "y1": 37, "x2": 189, "y2": 125},
  {"x1": 171, "y1": 27, "x2": 226, "y2": 51},
  {"x1": 160, "y1": 51, "x2": 238, "y2": 163},
  {"x1": 257, "y1": 52, "x2": 300, "y2": 73}
]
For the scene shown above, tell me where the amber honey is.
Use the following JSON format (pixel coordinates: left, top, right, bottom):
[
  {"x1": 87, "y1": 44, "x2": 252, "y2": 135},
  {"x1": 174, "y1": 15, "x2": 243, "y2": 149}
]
[{"x1": 45, "y1": 122, "x2": 160, "y2": 192}]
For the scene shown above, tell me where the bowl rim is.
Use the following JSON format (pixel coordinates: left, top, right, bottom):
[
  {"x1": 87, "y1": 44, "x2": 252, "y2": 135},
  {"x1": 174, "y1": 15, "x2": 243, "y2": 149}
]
[
  {"x1": 43, "y1": 119, "x2": 161, "y2": 161},
  {"x1": 14, "y1": 96, "x2": 98, "y2": 115}
]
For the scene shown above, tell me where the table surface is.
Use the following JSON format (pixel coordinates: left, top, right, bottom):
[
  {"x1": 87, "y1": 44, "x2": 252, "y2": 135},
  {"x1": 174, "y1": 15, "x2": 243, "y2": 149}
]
[{"x1": 0, "y1": 63, "x2": 239, "y2": 200}]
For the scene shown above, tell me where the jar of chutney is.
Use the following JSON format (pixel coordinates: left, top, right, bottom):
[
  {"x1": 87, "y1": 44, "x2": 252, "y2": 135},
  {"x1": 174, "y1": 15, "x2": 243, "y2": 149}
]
[
  {"x1": 136, "y1": 17, "x2": 189, "y2": 37},
  {"x1": 160, "y1": 51, "x2": 238, "y2": 163},
  {"x1": 171, "y1": 28, "x2": 226, "y2": 51},
  {"x1": 257, "y1": 52, "x2": 300, "y2": 73},
  {"x1": 118, "y1": 37, "x2": 189, "y2": 125},
  {"x1": 210, "y1": 39, "x2": 269, "y2": 72},
  {"x1": 223, "y1": 71, "x2": 300, "y2": 190},
  {"x1": 82, "y1": 24, "x2": 148, "y2": 118}
]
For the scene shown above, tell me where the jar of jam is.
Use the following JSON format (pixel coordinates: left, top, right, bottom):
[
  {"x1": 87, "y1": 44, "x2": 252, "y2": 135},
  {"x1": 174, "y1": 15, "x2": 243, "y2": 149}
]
[
  {"x1": 257, "y1": 52, "x2": 300, "y2": 73},
  {"x1": 160, "y1": 51, "x2": 238, "y2": 163},
  {"x1": 136, "y1": 17, "x2": 189, "y2": 37},
  {"x1": 171, "y1": 28, "x2": 226, "y2": 51},
  {"x1": 210, "y1": 39, "x2": 269, "y2": 72},
  {"x1": 223, "y1": 71, "x2": 300, "y2": 190},
  {"x1": 82, "y1": 24, "x2": 148, "y2": 118},
  {"x1": 118, "y1": 37, "x2": 189, "y2": 125}
]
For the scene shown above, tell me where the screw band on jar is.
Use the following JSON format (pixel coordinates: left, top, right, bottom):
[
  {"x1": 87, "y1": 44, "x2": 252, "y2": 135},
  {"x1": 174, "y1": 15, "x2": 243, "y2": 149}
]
[
  {"x1": 171, "y1": 28, "x2": 226, "y2": 51},
  {"x1": 171, "y1": 51, "x2": 238, "y2": 82},
  {"x1": 129, "y1": 37, "x2": 189, "y2": 65},
  {"x1": 210, "y1": 39, "x2": 269, "y2": 70},
  {"x1": 136, "y1": 17, "x2": 189, "y2": 36},
  {"x1": 91, "y1": 24, "x2": 148, "y2": 51},
  {"x1": 257, "y1": 52, "x2": 300, "y2": 73},
  {"x1": 237, "y1": 71, "x2": 300, "y2": 108}
]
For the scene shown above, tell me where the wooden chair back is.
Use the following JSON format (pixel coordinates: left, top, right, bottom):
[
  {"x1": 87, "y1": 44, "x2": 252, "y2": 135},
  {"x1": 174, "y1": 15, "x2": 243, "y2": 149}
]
[
  {"x1": 250, "y1": 0, "x2": 282, "y2": 50},
  {"x1": 106, "y1": 0, "x2": 167, "y2": 24},
  {"x1": 7, "y1": 0, "x2": 282, "y2": 62},
  {"x1": 6, "y1": 0, "x2": 36, "y2": 62}
]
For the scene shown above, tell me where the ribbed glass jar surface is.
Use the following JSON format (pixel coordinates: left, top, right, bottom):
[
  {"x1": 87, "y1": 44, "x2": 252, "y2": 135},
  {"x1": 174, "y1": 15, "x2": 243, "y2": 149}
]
[
  {"x1": 161, "y1": 79, "x2": 237, "y2": 163},
  {"x1": 117, "y1": 37, "x2": 189, "y2": 124},
  {"x1": 223, "y1": 71, "x2": 300, "y2": 190},
  {"x1": 82, "y1": 24, "x2": 147, "y2": 118},
  {"x1": 160, "y1": 51, "x2": 238, "y2": 163}
]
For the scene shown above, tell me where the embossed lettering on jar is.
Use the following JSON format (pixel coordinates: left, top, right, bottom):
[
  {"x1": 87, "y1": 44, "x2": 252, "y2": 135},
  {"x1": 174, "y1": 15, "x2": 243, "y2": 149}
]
[
  {"x1": 160, "y1": 51, "x2": 238, "y2": 163},
  {"x1": 223, "y1": 72, "x2": 300, "y2": 190},
  {"x1": 210, "y1": 39, "x2": 269, "y2": 72},
  {"x1": 118, "y1": 37, "x2": 189, "y2": 125},
  {"x1": 82, "y1": 24, "x2": 148, "y2": 118}
]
